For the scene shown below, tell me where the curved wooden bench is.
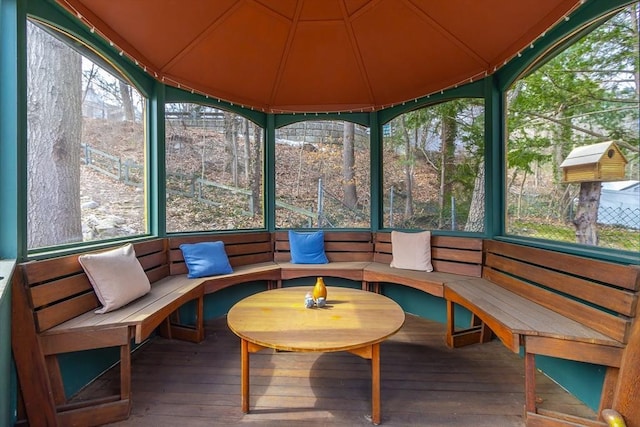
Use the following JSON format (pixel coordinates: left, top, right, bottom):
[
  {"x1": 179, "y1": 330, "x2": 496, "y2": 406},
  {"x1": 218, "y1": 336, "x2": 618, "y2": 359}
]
[
  {"x1": 444, "y1": 240, "x2": 640, "y2": 426},
  {"x1": 168, "y1": 231, "x2": 280, "y2": 294},
  {"x1": 15, "y1": 231, "x2": 636, "y2": 427},
  {"x1": 11, "y1": 239, "x2": 205, "y2": 427},
  {"x1": 364, "y1": 232, "x2": 484, "y2": 297},
  {"x1": 274, "y1": 231, "x2": 374, "y2": 288}
]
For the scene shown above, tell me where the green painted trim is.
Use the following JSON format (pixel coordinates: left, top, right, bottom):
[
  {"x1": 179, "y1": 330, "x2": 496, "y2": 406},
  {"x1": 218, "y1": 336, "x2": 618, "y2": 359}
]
[
  {"x1": 378, "y1": 81, "x2": 484, "y2": 125},
  {"x1": 149, "y1": 82, "x2": 166, "y2": 237},
  {"x1": 1, "y1": 261, "x2": 17, "y2": 427},
  {"x1": 265, "y1": 114, "x2": 276, "y2": 231},
  {"x1": 274, "y1": 112, "x2": 370, "y2": 128},
  {"x1": 0, "y1": 0, "x2": 26, "y2": 260},
  {"x1": 164, "y1": 86, "x2": 267, "y2": 127},
  {"x1": 494, "y1": 235, "x2": 640, "y2": 265},
  {"x1": 536, "y1": 355, "x2": 606, "y2": 411},
  {"x1": 369, "y1": 111, "x2": 381, "y2": 231},
  {"x1": 485, "y1": 76, "x2": 504, "y2": 238}
]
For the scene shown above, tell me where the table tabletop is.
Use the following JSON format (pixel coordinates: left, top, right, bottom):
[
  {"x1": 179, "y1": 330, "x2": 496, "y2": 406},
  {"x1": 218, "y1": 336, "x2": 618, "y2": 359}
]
[{"x1": 227, "y1": 286, "x2": 405, "y2": 353}]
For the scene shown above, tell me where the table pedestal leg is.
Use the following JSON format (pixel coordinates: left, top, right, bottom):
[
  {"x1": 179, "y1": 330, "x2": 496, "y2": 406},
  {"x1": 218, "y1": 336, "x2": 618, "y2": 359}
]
[
  {"x1": 241, "y1": 339, "x2": 249, "y2": 413},
  {"x1": 371, "y1": 343, "x2": 381, "y2": 425}
]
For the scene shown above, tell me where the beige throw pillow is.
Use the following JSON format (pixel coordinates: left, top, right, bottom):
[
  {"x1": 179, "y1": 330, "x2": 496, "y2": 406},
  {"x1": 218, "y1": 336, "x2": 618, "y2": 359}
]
[
  {"x1": 78, "y1": 243, "x2": 151, "y2": 314},
  {"x1": 390, "y1": 230, "x2": 434, "y2": 272}
]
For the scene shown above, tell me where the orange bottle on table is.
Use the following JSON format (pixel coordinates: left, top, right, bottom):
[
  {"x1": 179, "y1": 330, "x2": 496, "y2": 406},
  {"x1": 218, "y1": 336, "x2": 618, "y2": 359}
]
[{"x1": 312, "y1": 277, "x2": 327, "y2": 301}]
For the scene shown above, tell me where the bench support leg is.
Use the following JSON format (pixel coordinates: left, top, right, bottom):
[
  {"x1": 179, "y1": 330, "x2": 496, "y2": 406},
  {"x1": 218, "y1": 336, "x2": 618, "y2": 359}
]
[
  {"x1": 524, "y1": 351, "x2": 537, "y2": 414},
  {"x1": 598, "y1": 366, "x2": 619, "y2": 420},
  {"x1": 446, "y1": 300, "x2": 493, "y2": 348},
  {"x1": 158, "y1": 295, "x2": 205, "y2": 343}
]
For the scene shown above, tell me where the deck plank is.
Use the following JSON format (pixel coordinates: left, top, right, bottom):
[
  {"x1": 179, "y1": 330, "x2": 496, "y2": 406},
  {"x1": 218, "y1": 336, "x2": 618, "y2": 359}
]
[{"x1": 73, "y1": 314, "x2": 596, "y2": 426}]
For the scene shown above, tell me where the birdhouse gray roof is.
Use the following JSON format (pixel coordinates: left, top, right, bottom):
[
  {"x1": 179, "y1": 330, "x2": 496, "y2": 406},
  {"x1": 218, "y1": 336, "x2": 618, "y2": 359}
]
[{"x1": 560, "y1": 141, "x2": 626, "y2": 168}]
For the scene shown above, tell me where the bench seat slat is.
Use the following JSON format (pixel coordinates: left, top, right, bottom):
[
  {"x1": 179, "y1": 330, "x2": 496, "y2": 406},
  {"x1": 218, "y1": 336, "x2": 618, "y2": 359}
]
[
  {"x1": 36, "y1": 292, "x2": 100, "y2": 332},
  {"x1": 279, "y1": 261, "x2": 368, "y2": 282},
  {"x1": 132, "y1": 239, "x2": 166, "y2": 257},
  {"x1": 484, "y1": 268, "x2": 630, "y2": 343},
  {"x1": 23, "y1": 255, "x2": 84, "y2": 284},
  {"x1": 433, "y1": 247, "x2": 483, "y2": 264},
  {"x1": 138, "y1": 250, "x2": 168, "y2": 271},
  {"x1": 30, "y1": 273, "x2": 93, "y2": 308},
  {"x1": 445, "y1": 279, "x2": 623, "y2": 351},
  {"x1": 203, "y1": 262, "x2": 281, "y2": 293},
  {"x1": 486, "y1": 252, "x2": 637, "y2": 316},
  {"x1": 43, "y1": 275, "x2": 204, "y2": 343},
  {"x1": 169, "y1": 231, "x2": 272, "y2": 247},
  {"x1": 363, "y1": 262, "x2": 454, "y2": 297},
  {"x1": 486, "y1": 240, "x2": 640, "y2": 291},
  {"x1": 40, "y1": 325, "x2": 130, "y2": 355},
  {"x1": 433, "y1": 236, "x2": 484, "y2": 251},
  {"x1": 432, "y1": 260, "x2": 482, "y2": 277},
  {"x1": 526, "y1": 335, "x2": 624, "y2": 367}
]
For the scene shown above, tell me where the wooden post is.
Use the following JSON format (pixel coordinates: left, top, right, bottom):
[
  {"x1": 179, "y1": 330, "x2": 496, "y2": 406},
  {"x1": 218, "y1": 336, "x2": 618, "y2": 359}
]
[{"x1": 241, "y1": 339, "x2": 250, "y2": 413}]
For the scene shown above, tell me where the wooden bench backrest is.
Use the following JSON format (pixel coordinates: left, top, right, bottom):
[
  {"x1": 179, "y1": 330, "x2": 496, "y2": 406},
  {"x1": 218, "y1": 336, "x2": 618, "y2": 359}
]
[
  {"x1": 168, "y1": 231, "x2": 274, "y2": 275},
  {"x1": 483, "y1": 240, "x2": 640, "y2": 344},
  {"x1": 274, "y1": 231, "x2": 373, "y2": 263},
  {"x1": 17, "y1": 239, "x2": 169, "y2": 333},
  {"x1": 373, "y1": 232, "x2": 484, "y2": 277}
]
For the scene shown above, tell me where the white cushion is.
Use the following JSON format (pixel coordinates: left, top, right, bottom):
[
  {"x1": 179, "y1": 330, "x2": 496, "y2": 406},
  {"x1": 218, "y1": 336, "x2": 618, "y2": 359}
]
[
  {"x1": 390, "y1": 230, "x2": 434, "y2": 272},
  {"x1": 78, "y1": 243, "x2": 151, "y2": 313}
]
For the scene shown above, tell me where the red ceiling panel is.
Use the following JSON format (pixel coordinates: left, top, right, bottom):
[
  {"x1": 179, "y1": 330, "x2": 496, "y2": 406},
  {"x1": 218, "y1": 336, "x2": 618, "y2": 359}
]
[{"x1": 56, "y1": 0, "x2": 583, "y2": 112}]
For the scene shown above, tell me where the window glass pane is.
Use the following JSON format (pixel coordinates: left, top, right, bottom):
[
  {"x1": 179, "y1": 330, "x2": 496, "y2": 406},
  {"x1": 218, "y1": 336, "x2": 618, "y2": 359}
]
[
  {"x1": 165, "y1": 103, "x2": 264, "y2": 232},
  {"x1": 27, "y1": 20, "x2": 147, "y2": 250},
  {"x1": 505, "y1": 4, "x2": 639, "y2": 251},
  {"x1": 382, "y1": 99, "x2": 485, "y2": 231},
  {"x1": 275, "y1": 120, "x2": 370, "y2": 228}
]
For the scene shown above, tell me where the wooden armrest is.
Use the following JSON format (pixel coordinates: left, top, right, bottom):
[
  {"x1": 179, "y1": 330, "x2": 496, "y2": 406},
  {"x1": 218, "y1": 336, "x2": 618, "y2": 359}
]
[{"x1": 602, "y1": 409, "x2": 626, "y2": 427}]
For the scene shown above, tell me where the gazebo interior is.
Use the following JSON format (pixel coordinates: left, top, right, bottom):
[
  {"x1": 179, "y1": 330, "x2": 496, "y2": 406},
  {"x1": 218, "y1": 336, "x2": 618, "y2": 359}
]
[{"x1": 1, "y1": 0, "x2": 638, "y2": 426}]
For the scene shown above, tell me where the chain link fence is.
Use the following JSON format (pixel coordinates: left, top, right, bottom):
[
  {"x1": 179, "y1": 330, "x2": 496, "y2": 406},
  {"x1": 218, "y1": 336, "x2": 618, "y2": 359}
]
[{"x1": 508, "y1": 193, "x2": 639, "y2": 252}]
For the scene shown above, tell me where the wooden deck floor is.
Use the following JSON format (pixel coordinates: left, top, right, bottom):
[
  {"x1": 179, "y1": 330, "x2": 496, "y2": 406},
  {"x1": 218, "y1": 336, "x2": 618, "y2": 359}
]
[{"x1": 81, "y1": 314, "x2": 596, "y2": 426}]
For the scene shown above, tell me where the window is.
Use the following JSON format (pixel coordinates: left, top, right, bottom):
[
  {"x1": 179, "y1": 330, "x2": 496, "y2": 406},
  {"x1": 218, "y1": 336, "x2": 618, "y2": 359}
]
[
  {"x1": 165, "y1": 103, "x2": 264, "y2": 232},
  {"x1": 274, "y1": 120, "x2": 370, "y2": 228},
  {"x1": 505, "y1": 4, "x2": 639, "y2": 251},
  {"x1": 382, "y1": 99, "x2": 485, "y2": 231},
  {"x1": 26, "y1": 20, "x2": 146, "y2": 250}
]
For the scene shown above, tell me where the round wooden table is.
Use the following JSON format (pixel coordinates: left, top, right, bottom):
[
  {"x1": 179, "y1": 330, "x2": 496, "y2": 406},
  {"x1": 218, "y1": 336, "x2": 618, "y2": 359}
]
[{"x1": 227, "y1": 286, "x2": 405, "y2": 425}]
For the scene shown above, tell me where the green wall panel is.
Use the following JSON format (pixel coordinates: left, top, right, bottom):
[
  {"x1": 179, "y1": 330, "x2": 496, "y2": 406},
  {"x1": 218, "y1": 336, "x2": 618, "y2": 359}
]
[
  {"x1": 0, "y1": 263, "x2": 16, "y2": 427},
  {"x1": 204, "y1": 282, "x2": 269, "y2": 319},
  {"x1": 536, "y1": 356, "x2": 606, "y2": 411}
]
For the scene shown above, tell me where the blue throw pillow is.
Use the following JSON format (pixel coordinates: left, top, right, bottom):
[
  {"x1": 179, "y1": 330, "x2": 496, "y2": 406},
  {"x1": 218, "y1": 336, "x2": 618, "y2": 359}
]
[
  {"x1": 288, "y1": 230, "x2": 329, "y2": 264},
  {"x1": 179, "y1": 241, "x2": 233, "y2": 278}
]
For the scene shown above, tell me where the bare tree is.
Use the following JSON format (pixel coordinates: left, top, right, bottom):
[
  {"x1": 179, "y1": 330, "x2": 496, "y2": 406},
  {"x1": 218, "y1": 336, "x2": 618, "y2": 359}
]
[
  {"x1": 119, "y1": 81, "x2": 135, "y2": 122},
  {"x1": 400, "y1": 116, "x2": 414, "y2": 218},
  {"x1": 573, "y1": 182, "x2": 601, "y2": 245},
  {"x1": 464, "y1": 161, "x2": 485, "y2": 232},
  {"x1": 438, "y1": 107, "x2": 456, "y2": 228},
  {"x1": 342, "y1": 121, "x2": 357, "y2": 209},
  {"x1": 224, "y1": 112, "x2": 239, "y2": 186},
  {"x1": 250, "y1": 125, "x2": 262, "y2": 215},
  {"x1": 27, "y1": 22, "x2": 83, "y2": 248}
]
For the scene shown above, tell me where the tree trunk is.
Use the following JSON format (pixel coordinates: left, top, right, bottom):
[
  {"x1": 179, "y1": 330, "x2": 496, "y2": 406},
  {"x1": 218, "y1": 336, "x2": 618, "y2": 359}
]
[
  {"x1": 342, "y1": 121, "x2": 357, "y2": 209},
  {"x1": 27, "y1": 22, "x2": 83, "y2": 248},
  {"x1": 401, "y1": 116, "x2": 414, "y2": 218},
  {"x1": 553, "y1": 104, "x2": 572, "y2": 219},
  {"x1": 464, "y1": 161, "x2": 485, "y2": 232},
  {"x1": 119, "y1": 81, "x2": 134, "y2": 122},
  {"x1": 439, "y1": 109, "x2": 456, "y2": 228},
  {"x1": 223, "y1": 112, "x2": 239, "y2": 185},
  {"x1": 250, "y1": 126, "x2": 262, "y2": 215},
  {"x1": 244, "y1": 118, "x2": 250, "y2": 186},
  {"x1": 572, "y1": 181, "x2": 601, "y2": 246}
]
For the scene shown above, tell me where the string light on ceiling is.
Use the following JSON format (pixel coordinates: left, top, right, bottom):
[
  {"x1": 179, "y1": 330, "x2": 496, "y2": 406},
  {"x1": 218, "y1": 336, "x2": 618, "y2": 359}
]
[{"x1": 55, "y1": 0, "x2": 583, "y2": 115}]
